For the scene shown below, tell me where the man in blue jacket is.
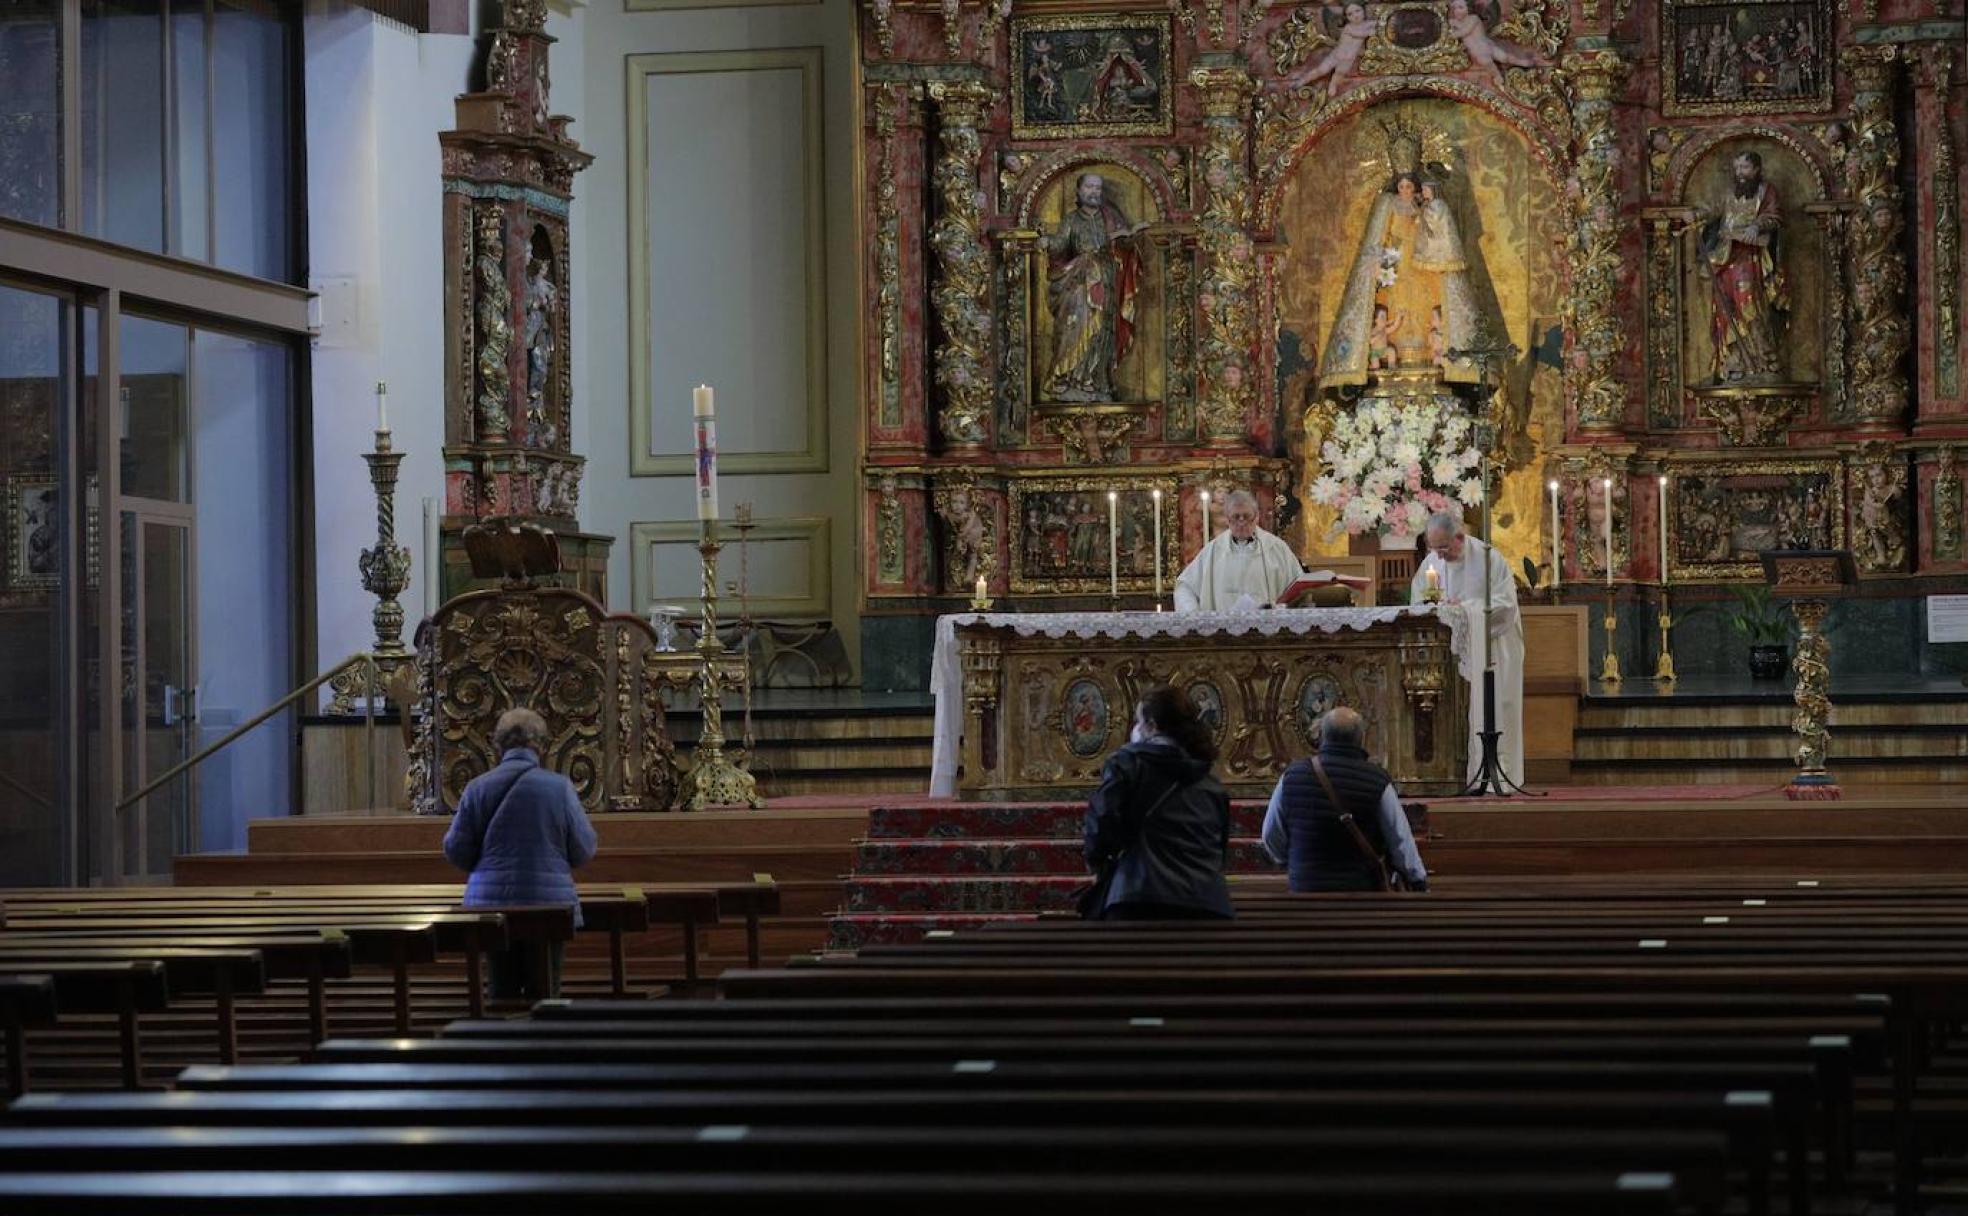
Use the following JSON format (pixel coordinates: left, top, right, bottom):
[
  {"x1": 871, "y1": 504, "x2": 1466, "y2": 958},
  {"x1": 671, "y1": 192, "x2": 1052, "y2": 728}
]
[{"x1": 444, "y1": 707, "x2": 598, "y2": 999}]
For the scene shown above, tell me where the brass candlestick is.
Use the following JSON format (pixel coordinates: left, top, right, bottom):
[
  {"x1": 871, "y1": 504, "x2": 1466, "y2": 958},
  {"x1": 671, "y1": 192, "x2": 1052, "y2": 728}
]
[
  {"x1": 329, "y1": 419, "x2": 414, "y2": 713},
  {"x1": 1654, "y1": 588, "x2": 1677, "y2": 684},
  {"x1": 1599, "y1": 589, "x2": 1622, "y2": 686},
  {"x1": 678, "y1": 519, "x2": 763, "y2": 810}
]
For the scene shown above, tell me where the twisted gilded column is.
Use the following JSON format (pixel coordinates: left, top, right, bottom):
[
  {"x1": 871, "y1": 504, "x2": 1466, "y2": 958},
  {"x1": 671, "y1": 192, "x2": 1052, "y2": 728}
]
[
  {"x1": 1562, "y1": 49, "x2": 1628, "y2": 435},
  {"x1": 1191, "y1": 64, "x2": 1257, "y2": 447},
  {"x1": 926, "y1": 80, "x2": 994, "y2": 451},
  {"x1": 1842, "y1": 46, "x2": 1911, "y2": 432}
]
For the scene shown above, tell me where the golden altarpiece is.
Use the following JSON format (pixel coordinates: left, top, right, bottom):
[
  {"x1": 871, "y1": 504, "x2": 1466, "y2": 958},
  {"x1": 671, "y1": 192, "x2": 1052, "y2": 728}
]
[{"x1": 858, "y1": 0, "x2": 1965, "y2": 790}]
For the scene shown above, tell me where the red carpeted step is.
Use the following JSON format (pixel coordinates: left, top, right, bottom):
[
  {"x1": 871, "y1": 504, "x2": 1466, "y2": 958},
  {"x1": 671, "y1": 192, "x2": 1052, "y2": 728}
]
[
  {"x1": 854, "y1": 837, "x2": 1281, "y2": 876},
  {"x1": 867, "y1": 802, "x2": 1269, "y2": 840}
]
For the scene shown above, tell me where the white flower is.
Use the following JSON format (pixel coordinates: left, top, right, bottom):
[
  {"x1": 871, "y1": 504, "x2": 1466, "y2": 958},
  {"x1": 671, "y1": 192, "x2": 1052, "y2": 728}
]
[
  {"x1": 1308, "y1": 475, "x2": 1342, "y2": 505},
  {"x1": 1403, "y1": 500, "x2": 1430, "y2": 532},
  {"x1": 1457, "y1": 477, "x2": 1484, "y2": 506},
  {"x1": 1430, "y1": 456, "x2": 1461, "y2": 486}
]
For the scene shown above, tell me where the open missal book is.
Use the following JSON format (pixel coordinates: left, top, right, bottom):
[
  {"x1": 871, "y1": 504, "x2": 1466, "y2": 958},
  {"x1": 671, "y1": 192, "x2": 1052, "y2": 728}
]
[{"x1": 1277, "y1": 569, "x2": 1373, "y2": 607}]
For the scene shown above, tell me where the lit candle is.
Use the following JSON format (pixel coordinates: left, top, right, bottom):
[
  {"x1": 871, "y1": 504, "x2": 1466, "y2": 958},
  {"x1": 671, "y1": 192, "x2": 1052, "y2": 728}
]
[
  {"x1": 1108, "y1": 490, "x2": 1120, "y2": 600},
  {"x1": 376, "y1": 381, "x2": 389, "y2": 433},
  {"x1": 1424, "y1": 566, "x2": 1441, "y2": 600},
  {"x1": 692, "y1": 384, "x2": 718, "y2": 521},
  {"x1": 1199, "y1": 490, "x2": 1212, "y2": 547},
  {"x1": 423, "y1": 496, "x2": 439, "y2": 616},
  {"x1": 1601, "y1": 477, "x2": 1615, "y2": 587},
  {"x1": 1657, "y1": 475, "x2": 1670, "y2": 587},
  {"x1": 1152, "y1": 488, "x2": 1164, "y2": 601},
  {"x1": 1548, "y1": 479, "x2": 1562, "y2": 592},
  {"x1": 974, "y1": 573, "x2": 987, "y2": 604}
]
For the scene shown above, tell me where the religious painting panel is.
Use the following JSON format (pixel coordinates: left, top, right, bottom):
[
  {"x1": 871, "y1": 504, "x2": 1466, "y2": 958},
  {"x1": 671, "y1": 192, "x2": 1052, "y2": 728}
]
[
  {"x1": 1275, "y1": 98, "x2": 1565, "y2": 567},
  {"x1": 1664, "y1": 460, "x2": 1844, "y2": 581},
  {"x1": 1661, "y1": 0, "x2": 1834, "y2": 118},
  {"x1": 2, "y1": 474, "x2": 97, "y2": 593},
  {"x1": 1023, "y1": 163, "x2": 1166, "y2": 413},
  {"x1": 1291, "y1": 671, "x2": 1345, "y2": 748},
  {"x1": 1678, "y1": 137, "x2": 1825, "y2": 395},
  {"x1": 1010, "y1": 14, "x2": 1172, "y2": 140},
  {"x1": 1061, "y1": 677, "x2": 1111, "y2": 757},
  {"x1": 1008, "y1": 475, "x2": 1178, "y2": 594},
  {"x1": 1186, "y1": 679, "x2": 1226, "y2": 744}
]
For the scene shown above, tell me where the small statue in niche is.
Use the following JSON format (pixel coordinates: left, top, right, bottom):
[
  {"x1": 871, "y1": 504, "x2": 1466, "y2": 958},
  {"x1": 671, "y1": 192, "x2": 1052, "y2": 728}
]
[
  {"x1": 1855, "y1": 454, "x2": 1908, "y2": 572},
  {"x1": 1041, "y1": 172, "x2": 1148, "y2": 403},
  {"x1": 934, "y1": 481, "x2": 993, "y2": 590},
  {"x1": 1698, "y1": 150, "x2": 1790, "y2": 384},
  {"x1": 522, "y1": 252, "x2": 557, "y2": 445}
]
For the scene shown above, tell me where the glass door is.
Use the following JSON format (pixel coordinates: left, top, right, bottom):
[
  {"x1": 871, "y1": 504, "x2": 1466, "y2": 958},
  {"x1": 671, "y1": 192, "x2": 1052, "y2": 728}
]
[{"x1": 120, "y1": 503, "x2": 196, "y2": 880}]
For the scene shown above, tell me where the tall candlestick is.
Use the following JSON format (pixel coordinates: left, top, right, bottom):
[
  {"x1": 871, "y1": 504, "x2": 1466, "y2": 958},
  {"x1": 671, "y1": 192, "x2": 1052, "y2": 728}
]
[
  {"x1": 1108, "y1": 490, "x2": 1119, "y2": 600},
  {"x1": 692, "y1": 384, "x2": 718, "y2": 521},
  {"x1": 1199, "y1": 490, "x2": 1212, "y2": 548},
  {"x1": 1601, "y1": 477, "x2": 1615, "y2": 587},
  {"x1": 1657, "y1": 475, "x2": 1670, "y2": 586},
  {"x1": 422, "y1": 496, "x2": 439, "y2": 617},
  {"x1": 1152, "y1": 488, "x2": 1164, "y2": 602},
  {"x1": 376, "y1": 381, "x2": 389, "y2": 434},
  {"x1": 1548, "y1": 479, "x2": 1562, "y2": 592}
]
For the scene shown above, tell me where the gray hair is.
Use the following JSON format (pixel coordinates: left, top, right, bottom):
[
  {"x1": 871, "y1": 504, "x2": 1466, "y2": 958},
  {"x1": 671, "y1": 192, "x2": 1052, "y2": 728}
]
[
  {"x1": 1424, "y1": 510, "x2": 1465, "y2": 538},
  {"x1": 1319, "y1": 706, "x2": 1363, "y2": 748},
  {"x1": 492, "y1": 707, "x2": 550, "y2": 754},
  {"x1": 1224, "y1": 489, "x2": 1260, "y2": 513}
]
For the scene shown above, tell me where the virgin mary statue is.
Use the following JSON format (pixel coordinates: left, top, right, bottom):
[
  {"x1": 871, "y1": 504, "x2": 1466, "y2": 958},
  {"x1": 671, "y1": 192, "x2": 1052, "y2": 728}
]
[{"x1": 1318, "y1": 168, "x2": 1486, "y2": 388}]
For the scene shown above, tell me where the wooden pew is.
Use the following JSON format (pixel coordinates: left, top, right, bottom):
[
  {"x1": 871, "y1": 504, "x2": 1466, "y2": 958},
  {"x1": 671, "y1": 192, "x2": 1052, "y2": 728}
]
[
  {"x1": 0, "y1": 974, "x2": 55, "y2": 1098},
  {"x1": 0, "y1": 961, "x2": 167, "y2": 1089}
]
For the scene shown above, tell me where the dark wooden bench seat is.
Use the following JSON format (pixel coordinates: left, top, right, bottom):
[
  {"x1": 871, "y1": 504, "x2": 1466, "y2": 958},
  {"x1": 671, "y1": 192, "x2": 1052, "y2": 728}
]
[
  {"x1": 0, "y1": 1167, "x2": 1689, "y2": 1216},
  {"x1": 0, "y1": 975, "x2": 56, "y2": 1099}
]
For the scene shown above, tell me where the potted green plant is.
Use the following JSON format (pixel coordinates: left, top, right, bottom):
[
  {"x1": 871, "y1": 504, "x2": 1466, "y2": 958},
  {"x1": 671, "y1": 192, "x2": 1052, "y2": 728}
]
[{"x1": 1728, "y1": 584, "x2": 1794, "y2": 680}]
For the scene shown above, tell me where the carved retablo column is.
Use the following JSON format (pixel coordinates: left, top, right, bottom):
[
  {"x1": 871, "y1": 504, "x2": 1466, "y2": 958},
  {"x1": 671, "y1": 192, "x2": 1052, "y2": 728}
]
[
  {"x1": 1928, "y1": 48, "x2": 1961, "y2": 401},
  {"x1": 1191, "y1": 63, "x2": 1257, "y2": 448},
  {"x1": 1841, "y1": 46, "x2": 1911, "y2": 433},
  {"x1": 926, "y1": 79, "x2": 995, "y2": 452},
  {"x1": 1563, "y1": 49, "x2": 1629, "y2": 435},
  {"x1": 439, "y1": 0, "x2": 605, "y2": 601}
]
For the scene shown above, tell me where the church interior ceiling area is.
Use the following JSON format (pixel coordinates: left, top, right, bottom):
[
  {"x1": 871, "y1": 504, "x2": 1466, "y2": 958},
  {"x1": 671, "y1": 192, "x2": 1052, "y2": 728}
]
[{"x1": 855, "y1": 0, "x2": 1967, "y2": 675}]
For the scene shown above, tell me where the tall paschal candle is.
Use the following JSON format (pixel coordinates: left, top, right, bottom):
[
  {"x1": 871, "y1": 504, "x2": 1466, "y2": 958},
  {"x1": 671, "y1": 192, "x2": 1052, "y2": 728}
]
[{"x1": 693, "y1": 384, "x2": 718, "y2": 522}]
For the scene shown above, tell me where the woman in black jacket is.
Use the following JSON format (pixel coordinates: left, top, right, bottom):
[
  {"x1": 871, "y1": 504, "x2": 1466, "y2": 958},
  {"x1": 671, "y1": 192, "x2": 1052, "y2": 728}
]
[{"x1": 1081, "y1": 685, "x2": 1234, "y2": 920}]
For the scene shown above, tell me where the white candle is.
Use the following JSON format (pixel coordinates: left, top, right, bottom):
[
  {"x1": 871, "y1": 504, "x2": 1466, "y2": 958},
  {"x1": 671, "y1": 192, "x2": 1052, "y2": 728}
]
[
  {"x1": 1108, "y1": 490, "x2": 1120, "y2": 599},
  {"x1": 1548, "y1": 479, "x2": 1562, "y2": 592},
  {"x1": 1601, "y1": 477, "x2": 1615, "y2": 587},
  {"x1": 422, "y1": 496, "x2": 439, "y2": 616},
  {"x1": 692, "y1": 384, "x2": 718, "y2": 522},
  {"x1": 1657, "y1": 475, "x2": 1670, "y2": 586},
  {"x1": 376, "y1": 381, "x2": 389, "y2": 433},
  {"x1": 1199, "y1": 490, "x2": 1211, "y2": 548},
  {"x1": 1152, "y1": 488, "x2": 1164, "y2": 600},
  {"x1": 974, "y1": 573, "x2": 987, "y2": 603}
]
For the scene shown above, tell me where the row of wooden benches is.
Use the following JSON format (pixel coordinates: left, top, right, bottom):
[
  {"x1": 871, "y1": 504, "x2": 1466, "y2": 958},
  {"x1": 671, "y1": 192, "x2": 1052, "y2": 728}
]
[
  {"x1": 0, "y1": 879, "x2": 779, "y2": 1093},
  {"x1": 8, "y1": 873, "x2": 1965, "y2": 1213}
]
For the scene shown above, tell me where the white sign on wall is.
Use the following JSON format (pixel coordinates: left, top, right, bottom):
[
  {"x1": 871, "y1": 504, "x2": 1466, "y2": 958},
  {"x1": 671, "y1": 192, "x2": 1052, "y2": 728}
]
[{"x1": 1927, "y1": 596, "x2": 1968, "y2": 644}]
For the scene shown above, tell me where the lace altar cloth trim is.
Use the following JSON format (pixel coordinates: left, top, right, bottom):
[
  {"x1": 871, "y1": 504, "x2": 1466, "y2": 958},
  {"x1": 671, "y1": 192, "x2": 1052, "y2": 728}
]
[{"x1": 928, "y1": 605, "x2": 1477, "y2": 796}]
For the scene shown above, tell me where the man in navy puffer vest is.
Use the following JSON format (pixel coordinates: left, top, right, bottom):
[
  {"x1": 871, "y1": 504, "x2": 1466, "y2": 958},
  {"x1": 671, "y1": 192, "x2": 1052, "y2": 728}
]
[{"x1": 1261, "y1": 707, "x2": 1428, "y2": 892}]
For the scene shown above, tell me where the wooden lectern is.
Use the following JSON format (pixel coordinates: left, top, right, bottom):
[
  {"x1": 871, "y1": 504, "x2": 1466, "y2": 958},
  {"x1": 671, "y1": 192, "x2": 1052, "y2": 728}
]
[{"x1": 1760, "y1": 550, "x2": 1857, "y2": 801}]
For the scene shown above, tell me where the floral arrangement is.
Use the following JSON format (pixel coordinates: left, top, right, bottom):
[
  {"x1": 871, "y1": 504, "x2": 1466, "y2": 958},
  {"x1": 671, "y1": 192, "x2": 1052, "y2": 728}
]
[{"x1": 1307, "y1": 400, "x2": 1484, "y2": 539}]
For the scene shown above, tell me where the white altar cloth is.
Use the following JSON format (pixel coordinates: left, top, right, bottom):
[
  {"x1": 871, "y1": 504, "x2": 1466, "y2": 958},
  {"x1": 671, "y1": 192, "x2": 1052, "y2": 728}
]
[{"x1": 927, "y1": 604, "x2": 1478, "y2": 797}]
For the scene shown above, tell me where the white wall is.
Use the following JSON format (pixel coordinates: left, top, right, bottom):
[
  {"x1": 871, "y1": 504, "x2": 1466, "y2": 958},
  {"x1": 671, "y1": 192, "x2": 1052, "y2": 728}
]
[
  {"x1": 577, "y1": 0, "x2": 862, "y2": 675},
  {"x1": 304, "y1": 0, "x2": 479, "y2": 676}
]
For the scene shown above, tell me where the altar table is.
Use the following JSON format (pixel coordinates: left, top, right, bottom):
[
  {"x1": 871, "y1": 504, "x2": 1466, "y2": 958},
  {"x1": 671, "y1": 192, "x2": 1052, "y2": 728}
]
[{"x1": 929, "y1": 606, "x2": 1476, "y2": 800}]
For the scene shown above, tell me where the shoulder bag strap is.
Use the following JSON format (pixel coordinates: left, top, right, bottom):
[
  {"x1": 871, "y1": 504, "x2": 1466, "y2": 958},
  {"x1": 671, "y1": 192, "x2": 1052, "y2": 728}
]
[{"x1": 1310, "y1": 755, "x2": 1393, "y2": 892}]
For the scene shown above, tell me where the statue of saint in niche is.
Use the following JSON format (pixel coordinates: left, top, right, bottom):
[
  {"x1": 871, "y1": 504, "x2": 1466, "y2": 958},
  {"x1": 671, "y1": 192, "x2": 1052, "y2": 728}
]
[
  {"x1": 1318, "y1": 162, "x2": 1485, "y2": 388},
  {"x1": 522, "y1": 252, "x2": 557, "y2": 444},
  {"x1": 1698, "y1": 149, "x2": 1789, "y2": 383},
  {"x1": 1041, "y1": 172, "x2": 1148, "y2": 402}
]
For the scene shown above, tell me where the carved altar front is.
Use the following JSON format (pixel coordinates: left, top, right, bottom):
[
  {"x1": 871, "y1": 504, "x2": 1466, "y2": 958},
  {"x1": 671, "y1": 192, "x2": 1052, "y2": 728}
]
[{"x1": 939, "y1": 607, "x2": 1468, "y2": 800}]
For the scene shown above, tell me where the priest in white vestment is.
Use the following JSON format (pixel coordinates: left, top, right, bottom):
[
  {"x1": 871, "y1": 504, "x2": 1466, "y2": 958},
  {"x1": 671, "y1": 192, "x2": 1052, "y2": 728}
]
[
  {"x1": 1411, "y1": 510, "x2": 1524, "y2": 787},
  {"x1": 1173, "y1": 489, "x2": 1303, "y2": 612}
]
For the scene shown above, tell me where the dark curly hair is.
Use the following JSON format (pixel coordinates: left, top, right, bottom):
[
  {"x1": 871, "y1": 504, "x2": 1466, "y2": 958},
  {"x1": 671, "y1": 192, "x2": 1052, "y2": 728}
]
[{"x1": 1136, "y1": 685, "x2": 1218, "y2": 766}]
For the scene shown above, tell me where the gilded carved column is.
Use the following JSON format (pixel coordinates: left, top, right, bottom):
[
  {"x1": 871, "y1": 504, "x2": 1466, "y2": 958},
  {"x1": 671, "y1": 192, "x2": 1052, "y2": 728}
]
[
  {"x1": 1841, "y1": 46, "x2": 1911, "y2": 431},
  {"x1": 1191, "y1": 64, "x2": 1257, "y2": 447},
  {"x1": 926, "y1": 80, "x2": 994, "y2": 450},
  {"x1": 1563, "y1": 49, "x2": 1628, "y2": 435},
  {"x1": 1929, "y1": 48, "x2": 1961, "y2": 401}
]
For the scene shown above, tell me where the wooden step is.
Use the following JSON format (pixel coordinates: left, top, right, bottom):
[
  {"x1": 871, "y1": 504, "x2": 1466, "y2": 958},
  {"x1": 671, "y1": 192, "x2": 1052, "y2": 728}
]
[{"x1": 1573, "y1": 725, "x2": 1968, "y2": 763}]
